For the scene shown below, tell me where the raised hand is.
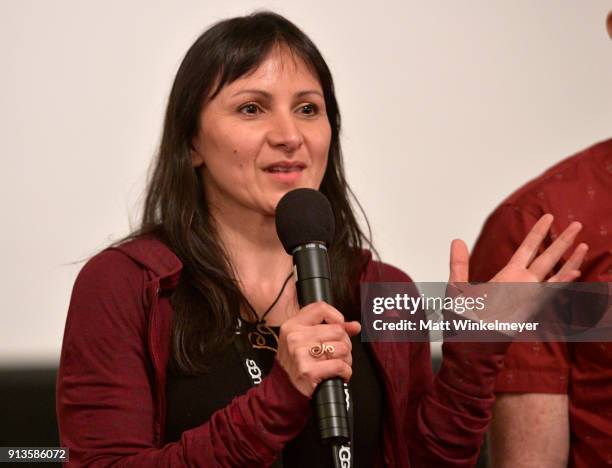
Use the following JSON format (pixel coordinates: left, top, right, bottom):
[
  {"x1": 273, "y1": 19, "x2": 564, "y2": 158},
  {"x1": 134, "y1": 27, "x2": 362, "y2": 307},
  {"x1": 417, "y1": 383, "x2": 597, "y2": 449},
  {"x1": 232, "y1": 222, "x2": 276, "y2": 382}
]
[
  {"x1": 449, "y1": 214, "x2": 588, "y2": 284},
  {"x1": 447, "y1": 214, "x2": 589, "y2": 333}
]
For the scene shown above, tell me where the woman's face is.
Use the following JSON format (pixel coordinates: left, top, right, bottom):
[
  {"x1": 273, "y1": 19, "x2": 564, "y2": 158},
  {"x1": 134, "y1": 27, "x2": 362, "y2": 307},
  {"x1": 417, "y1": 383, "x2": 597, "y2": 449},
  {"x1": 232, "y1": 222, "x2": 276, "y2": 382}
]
[{"x1": 191, "y1": 45, "x2": 332, "y2": 218}]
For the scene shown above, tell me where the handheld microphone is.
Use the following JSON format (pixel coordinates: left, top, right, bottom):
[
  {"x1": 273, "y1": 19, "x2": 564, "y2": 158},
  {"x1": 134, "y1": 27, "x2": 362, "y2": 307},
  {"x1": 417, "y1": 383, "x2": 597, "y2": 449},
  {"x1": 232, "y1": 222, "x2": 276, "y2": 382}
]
[{"x1": 275, "y1": 188, "x2": 350, "y2": 446}]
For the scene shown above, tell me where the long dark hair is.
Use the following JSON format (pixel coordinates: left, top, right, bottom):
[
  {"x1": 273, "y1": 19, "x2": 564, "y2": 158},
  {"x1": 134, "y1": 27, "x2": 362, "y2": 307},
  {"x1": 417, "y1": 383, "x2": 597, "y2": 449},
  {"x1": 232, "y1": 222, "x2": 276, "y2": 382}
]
[{"x1": 128, "y1": 11, "x2": 372, "y2": 374}]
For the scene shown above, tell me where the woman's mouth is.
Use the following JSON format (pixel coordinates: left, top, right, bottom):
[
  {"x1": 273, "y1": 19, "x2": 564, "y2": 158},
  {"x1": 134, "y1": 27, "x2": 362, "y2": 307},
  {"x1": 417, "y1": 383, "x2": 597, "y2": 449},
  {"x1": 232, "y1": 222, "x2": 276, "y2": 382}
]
[{"x1": 264, "y1": 163, "x2": 306, "y2": 183}]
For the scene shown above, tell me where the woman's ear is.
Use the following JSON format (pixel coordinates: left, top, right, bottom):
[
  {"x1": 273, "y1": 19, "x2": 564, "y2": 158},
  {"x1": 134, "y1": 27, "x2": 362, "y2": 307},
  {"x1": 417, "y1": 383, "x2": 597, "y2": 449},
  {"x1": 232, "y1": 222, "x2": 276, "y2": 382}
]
[{"x1": 190, "y1": 143, "x2": 205, "y2": 168}]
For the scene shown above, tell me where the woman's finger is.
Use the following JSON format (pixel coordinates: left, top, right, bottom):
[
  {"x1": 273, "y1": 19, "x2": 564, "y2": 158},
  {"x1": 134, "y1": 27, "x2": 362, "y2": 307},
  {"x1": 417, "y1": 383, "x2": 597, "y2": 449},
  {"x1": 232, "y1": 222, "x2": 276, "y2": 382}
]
[
  {"x1": 343, "y1": 321, "x2": 361, "y2": 337},
  {"x1": 300, "y1": 340, "x2": 352, "y2": 366},
  {"x1": 290, "y1": 302, "x2": 346, "y2": 326},
  {"x1": 305, "y1": 359, "x2": 353, "y2": 384},
  {"x1": 448, "y1": 239, "x2": 470, "y2": 283},
  {"x1": 507, "y1": 214, "x2": 554, "y2": 268},
  {"x1": 293, "y1": 323, "x2": 350, "y2": 344},
  {"x1": 292, "y1": 323, "x2": 359, "y2": 348},
  {"x1": 528, "y1": 222, "x2": 582, "y2": 280},
  {"x1": 548, "y1": 269, "x2": 582, "y2": 283},
  {"x1": 547, "y1": 243, "x2": 588, "y2": 283}
]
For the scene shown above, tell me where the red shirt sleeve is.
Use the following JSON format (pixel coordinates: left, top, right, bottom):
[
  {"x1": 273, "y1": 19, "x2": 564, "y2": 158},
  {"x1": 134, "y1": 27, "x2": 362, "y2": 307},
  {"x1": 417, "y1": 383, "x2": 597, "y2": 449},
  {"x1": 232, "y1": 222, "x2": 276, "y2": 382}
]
[
  {"x1": 56, "y1": 250, "x2": 311, "y2": 467},
  {"x1": 469, "y1": 204, "x2": 570, "y2": 394}
]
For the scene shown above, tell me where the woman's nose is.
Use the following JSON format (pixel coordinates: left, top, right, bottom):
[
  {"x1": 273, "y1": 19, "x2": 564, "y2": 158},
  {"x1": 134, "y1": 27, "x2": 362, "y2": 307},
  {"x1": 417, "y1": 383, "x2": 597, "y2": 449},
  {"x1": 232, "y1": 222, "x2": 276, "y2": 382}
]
[{"x1": 266, "y1": 112, "x2": 304, "y2": 153}]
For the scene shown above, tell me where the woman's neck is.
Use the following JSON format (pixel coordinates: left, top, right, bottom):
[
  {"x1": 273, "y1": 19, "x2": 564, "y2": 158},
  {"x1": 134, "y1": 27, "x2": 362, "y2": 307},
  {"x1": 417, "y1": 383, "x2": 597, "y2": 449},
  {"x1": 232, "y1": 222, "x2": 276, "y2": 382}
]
[{"x1": 210, "y1": 203, "x2": 298, "y2": 325}]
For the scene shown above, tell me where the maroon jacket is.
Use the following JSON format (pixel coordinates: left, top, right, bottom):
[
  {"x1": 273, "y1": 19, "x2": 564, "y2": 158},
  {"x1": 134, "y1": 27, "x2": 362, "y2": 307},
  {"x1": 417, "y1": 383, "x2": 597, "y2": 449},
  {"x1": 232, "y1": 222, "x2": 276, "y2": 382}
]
[{"x1": 57, "y1": 238, "x2": 507, "y2": 467}]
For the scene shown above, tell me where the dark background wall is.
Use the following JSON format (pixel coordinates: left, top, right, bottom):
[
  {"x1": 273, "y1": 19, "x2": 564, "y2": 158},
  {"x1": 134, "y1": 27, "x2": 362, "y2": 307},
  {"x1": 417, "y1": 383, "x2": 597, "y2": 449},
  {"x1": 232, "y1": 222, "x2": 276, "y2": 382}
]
[{"x1": 1, "y1": 367, "x2": 60, "y2": 467}]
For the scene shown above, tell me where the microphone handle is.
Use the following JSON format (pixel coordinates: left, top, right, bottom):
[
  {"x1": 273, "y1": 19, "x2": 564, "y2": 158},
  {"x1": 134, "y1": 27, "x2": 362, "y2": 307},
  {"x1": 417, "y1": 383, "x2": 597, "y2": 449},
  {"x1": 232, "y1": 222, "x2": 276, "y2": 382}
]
[{"x1": 293, "y1": 244, "x2": 350, "y2": 445}]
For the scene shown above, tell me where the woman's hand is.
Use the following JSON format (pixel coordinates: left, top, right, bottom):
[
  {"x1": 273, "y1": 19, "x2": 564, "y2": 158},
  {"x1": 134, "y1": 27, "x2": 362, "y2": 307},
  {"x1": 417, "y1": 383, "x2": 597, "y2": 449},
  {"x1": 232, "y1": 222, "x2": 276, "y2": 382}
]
[
  {"x1": 445, "y1": 214, "x2": 589, "y2": 332},
  {"x1": 449, "y1": 214, "x2": 588, "y2": 284},
  {"x1": 276, "y1": 302, "x2": 361, "y2": 398}
]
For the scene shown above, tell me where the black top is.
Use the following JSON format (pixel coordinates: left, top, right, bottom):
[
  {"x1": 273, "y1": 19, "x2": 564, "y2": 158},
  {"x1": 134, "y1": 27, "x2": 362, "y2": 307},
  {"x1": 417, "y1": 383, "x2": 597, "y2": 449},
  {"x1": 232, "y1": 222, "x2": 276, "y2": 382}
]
[{"x1": 165, "y1": 321, "x2": 384, "y2": 467}]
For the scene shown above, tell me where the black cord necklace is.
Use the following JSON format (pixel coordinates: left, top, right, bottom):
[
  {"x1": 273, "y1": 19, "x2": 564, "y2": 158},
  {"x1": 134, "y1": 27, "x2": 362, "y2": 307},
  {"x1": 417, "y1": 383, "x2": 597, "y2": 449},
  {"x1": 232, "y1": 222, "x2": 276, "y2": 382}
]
[
  {"x1": 243, "y1": 271, "x2": 293, "y2": 353},
  {"x1": 243, "y1": 271, "x2": 294, "y2": 324}
]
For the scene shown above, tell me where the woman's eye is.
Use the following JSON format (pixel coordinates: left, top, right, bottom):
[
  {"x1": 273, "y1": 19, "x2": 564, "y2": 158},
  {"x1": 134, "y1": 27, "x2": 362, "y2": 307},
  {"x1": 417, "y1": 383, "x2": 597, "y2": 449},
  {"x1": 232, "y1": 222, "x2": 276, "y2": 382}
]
[
  {"x1": 299, "y1": 104, "x2": 317, "y2": 116},
  {"x1": 239, "y1": 103, "x2": 261, "y2": 115}
]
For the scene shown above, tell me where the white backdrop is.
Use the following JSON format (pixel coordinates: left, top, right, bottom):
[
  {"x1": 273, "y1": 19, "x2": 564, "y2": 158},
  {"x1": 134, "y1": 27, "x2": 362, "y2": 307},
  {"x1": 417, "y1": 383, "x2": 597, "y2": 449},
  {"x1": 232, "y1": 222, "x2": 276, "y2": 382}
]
[{"x1": 1, "y1": 0, "x2": 611, "y2": 365}]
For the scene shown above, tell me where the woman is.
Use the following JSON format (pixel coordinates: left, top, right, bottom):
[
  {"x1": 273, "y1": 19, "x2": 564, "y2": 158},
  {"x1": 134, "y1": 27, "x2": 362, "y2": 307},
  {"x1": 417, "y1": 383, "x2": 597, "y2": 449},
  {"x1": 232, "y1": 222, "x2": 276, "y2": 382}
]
[{"x1": 56, "y1": 11, "x2": 587, "y2": 467}]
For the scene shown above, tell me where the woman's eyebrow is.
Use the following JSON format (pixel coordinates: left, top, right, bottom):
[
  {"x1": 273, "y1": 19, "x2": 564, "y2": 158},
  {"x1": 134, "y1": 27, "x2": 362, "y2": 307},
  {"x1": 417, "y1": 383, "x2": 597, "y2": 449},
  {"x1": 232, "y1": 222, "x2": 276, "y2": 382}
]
[
  {"x1": 230, "y1": 89, "x2": 323, "y2": 99},
  {"x1": 231, "y1": 89, "x2": 272, "y2": 98},
  {"x1": 296, "y1": 90, "x2": 323, "y2": 98}
]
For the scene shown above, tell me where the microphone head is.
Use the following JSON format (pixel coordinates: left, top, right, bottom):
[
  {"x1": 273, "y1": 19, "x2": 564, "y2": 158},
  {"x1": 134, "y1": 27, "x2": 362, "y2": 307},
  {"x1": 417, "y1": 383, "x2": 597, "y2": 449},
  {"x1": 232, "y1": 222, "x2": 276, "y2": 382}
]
[{"x1": 275, "y1": 188, "x2": 335, "y2": 254}]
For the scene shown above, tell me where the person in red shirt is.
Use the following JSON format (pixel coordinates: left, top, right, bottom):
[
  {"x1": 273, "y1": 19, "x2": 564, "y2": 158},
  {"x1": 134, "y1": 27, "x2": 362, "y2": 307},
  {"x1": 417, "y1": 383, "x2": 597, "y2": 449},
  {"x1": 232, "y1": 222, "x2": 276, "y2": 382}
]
[
  {"x1": 470, "y1": 137, "x2": 612, "y2": 467},
  {"x1": 469, "y1": 15, "x2": 612, "y2": 467},
  {"x1": 56, "y1": 11, "x2": 587, "y2": 467}
]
